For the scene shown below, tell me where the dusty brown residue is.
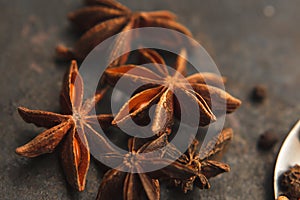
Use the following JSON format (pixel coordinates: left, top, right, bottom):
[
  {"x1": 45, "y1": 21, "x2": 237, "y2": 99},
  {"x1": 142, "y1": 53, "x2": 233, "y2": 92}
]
[{"x1": 29, "y1": 62, "x2": 43, "y2": 74}]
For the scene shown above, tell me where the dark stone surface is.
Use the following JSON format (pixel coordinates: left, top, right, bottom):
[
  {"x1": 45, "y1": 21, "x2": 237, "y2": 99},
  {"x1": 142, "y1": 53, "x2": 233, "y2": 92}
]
[{"x1": 1, "y1": 0, "x2": 300, "y2": 199}]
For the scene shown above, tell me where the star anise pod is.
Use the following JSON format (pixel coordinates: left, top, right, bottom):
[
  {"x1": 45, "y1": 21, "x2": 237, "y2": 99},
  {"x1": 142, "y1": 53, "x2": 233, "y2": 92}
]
[
  {"x1": 56, "y1": 0, "x2": 192, "y2": 63},
  {"x1": 104, "y1": 48, "x2": 241, "y2": 135},
  {"x1": 16, "y1": 60, "x2": 113, "y2": 191},
  {"x1": 96, "y1": 134, "x2": 196, "y2": 200},
  {"x1": 168, "y1": 128, "x2": 233, "y2": 193}
]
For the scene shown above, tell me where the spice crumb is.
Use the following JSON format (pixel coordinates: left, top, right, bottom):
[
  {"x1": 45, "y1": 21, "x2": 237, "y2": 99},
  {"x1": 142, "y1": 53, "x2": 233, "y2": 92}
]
[
  {"x1": 277, "y1": 195, "x2": 289, "y2": 200},
  {"x1": 264, "y1": 5, "x2": 275, "y2": 17},
  {"x1": 251, "y1": 85, "x2": 267, "y2": 103},
  {"x1": 280, "y1": 165, "x2": 300, "y2": 199},
  {"x1": 257, "y1": 130, "x2": 278, "y2": 150}
]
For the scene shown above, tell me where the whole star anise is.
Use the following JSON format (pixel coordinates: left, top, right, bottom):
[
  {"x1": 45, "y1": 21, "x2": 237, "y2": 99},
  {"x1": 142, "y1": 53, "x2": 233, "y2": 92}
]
[
  {"x1": 96, "y1": 134, "x2": 196, "y2": 200},
  {"x1": 56, "y1": 0, "x2": 192, "y2": 63},
  {"x1": 164, "y1": 128, "x2": 233, "y2": 193},
  {"x1": 16, "y1": 60, "x2": 113, "y2": 191},
  {"x1": 104, "y1": 48, "x2": 241, "y2": 135}
]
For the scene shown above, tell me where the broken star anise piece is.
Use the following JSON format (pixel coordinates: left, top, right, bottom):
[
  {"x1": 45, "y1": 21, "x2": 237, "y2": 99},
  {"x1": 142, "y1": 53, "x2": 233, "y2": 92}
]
[
  {"x1": 56, "y1": 0, "x2": 192, "y2": 63},
  {"x1": 280, "y1": 164, "x2": 300, "y2": 199},
  {"x1": 96, "y1": 134, "x2": 196, "y2": 200},
  {"x1": 104, "y1": 48, "x2": 241, "y2": 135},
  {"x1": 16, "y1": 60, "x2": 113, "y2": 191},
  {"x1": 168, "y1": 128, "x2": 233, "y2": 193}
]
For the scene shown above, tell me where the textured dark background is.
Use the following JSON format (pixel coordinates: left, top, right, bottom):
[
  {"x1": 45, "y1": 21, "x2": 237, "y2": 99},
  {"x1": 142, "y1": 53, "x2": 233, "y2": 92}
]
[{"x1": 1, "y1": 0, "x2": 300, "y2": 199}]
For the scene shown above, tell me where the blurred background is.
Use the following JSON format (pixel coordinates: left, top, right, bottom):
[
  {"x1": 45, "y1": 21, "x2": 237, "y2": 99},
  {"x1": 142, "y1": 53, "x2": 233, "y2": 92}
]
[{"x1": 0, "y1": 0, "x2": 300, "y2": 199}]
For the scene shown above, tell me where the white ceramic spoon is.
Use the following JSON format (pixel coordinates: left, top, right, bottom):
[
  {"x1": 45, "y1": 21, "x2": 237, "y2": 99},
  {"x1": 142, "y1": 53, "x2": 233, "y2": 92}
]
[{"x1": 274, "y1": 120, "x2": 300, "y2": 199}]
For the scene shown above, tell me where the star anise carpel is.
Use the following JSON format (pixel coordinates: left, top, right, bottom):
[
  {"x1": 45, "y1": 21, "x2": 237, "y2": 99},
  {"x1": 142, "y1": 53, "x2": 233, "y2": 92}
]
[
  {"x1": 56, "y1": 0, "x2": 192, "y2": 63},
  {"x1": 104, "y1": 48, "x2": 241, "y2": 135},
  {"x1": 16, "y1": 60, "x2": 113, "y2": 191}
]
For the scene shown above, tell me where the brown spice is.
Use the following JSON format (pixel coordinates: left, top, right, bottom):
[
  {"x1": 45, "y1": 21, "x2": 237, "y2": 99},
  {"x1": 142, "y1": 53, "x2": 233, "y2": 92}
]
[
  {"x1": 278, "y1": 195, "x2": 290, "y2": 200},
  {"x1": 16, "y1": 61, "x2": 113, "y2": 191},
  {"x1": 104, "y1": 48, "x2": 241, "y2": 135},
  {"x1": 280, "y1": 164, "x2": 300, "y2": 199},
  {"x1": 16, "y1": 1, "x2": 243, "y2": 197},
  {"x1": 96, "y1": 136, "x2": 160, "y2": 200},
  {"x1": 257, "y1": 130, "x2": 278, "y2": 150},
  {"x1": 251, "y1": 85, "x2": 267, "y2": 103},
  {"x1": 165, "y1": 128, "x2": 233, "y2": 193},
  {"x1": 96, "y1": 134, "x2": 196, "y2": 200},
  {"x1": 56, "y1": 0, "x2": 192, "y2": 64}
]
